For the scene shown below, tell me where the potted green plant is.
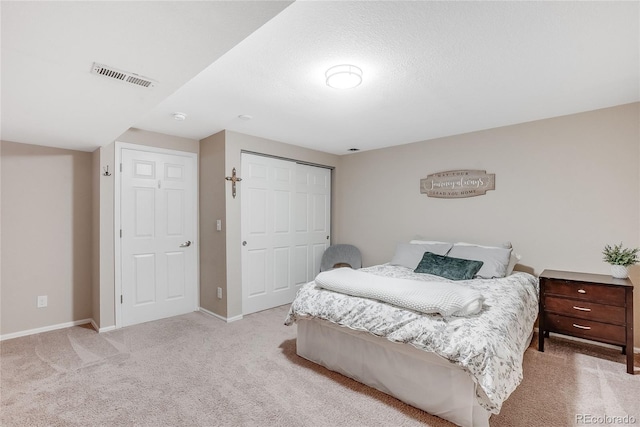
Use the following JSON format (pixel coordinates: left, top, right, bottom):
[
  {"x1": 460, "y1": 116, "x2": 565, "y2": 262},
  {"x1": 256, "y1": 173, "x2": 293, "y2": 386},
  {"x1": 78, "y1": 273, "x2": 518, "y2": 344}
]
[{"x1": 602, "y1": 243, "x2": 639, "y2": 279}]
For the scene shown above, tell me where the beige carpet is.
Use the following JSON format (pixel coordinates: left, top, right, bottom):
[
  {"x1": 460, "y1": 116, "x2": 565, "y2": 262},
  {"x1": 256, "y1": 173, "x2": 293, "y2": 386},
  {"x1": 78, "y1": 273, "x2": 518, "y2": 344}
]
[{"x1": 1, "y1": 305, "x2": 639, "y2": 427}]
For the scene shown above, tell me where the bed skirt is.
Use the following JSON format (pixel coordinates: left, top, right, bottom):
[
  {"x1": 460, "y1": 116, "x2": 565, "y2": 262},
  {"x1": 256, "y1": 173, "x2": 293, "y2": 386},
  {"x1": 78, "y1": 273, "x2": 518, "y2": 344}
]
[{"x1": 296, "y1": 318, "x2": 490, "y2": 427}]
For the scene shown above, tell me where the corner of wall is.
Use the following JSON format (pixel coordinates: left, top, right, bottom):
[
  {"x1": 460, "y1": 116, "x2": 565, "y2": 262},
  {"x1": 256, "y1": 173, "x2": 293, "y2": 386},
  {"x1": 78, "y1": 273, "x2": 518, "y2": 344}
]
[
  {"x1": 0, "y1": 140, "x2": 3, "y2": 335},
  {"x1": 199, "y1": 131, "x2": 228, "y2": 318},
  {"x1": 91, "y1": 148, "x2": 101, "y2": 326},
  {"x1": 98, "y1": 143, "x2": 116, "y2": 329}
]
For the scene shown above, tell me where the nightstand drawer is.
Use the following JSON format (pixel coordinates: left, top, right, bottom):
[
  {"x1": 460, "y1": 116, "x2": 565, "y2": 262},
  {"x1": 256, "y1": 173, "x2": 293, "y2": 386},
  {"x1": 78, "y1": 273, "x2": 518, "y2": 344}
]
[
  {"x1": 545, "y1": 279, "x2": 625, "y2": 306},
  {"x1": 544, "y1": 296, "x2": 626, "y2": 324},
  {"x1": 545, "y1": 313, "x2": 626, "y2": 345}
]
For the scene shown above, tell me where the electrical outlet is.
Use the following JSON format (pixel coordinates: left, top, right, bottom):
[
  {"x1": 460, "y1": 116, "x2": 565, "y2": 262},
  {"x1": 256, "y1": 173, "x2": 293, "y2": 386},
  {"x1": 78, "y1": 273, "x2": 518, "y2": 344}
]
[
  {"x1": 37, "y1": 295, "x2": 48, "y2": 308},
  {"x1": 216, "y1": 220, "x2": 222, "y2": 231},
  {"x1": 217, "y1": 287, "x2": 223, "y2": 299}
]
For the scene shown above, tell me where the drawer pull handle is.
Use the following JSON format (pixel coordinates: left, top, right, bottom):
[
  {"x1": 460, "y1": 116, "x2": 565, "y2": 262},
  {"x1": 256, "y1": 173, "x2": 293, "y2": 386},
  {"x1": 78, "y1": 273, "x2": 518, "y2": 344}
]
[
  {"x1": 573, "y1": 306, "x2": 591, "y2": 312},
  {"x1": 572, "y1": 324, "x2": 591, "y2": 330},
  {"x1": 577, "y1": 289, "x2": 587, "y2": 294}
]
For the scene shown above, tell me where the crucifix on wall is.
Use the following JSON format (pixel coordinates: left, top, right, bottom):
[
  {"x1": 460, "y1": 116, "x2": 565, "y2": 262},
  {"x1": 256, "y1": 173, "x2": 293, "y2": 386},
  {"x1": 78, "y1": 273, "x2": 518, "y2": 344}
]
[{"x1": 225, "y1": 168, "x2": 242, "y2": 198}]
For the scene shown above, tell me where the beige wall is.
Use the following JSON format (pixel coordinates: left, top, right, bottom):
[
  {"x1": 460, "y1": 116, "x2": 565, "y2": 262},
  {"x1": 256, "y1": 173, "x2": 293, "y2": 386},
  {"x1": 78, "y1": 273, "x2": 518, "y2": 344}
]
[
  {"x1": 334, "y1": 103, "x2": 640, "y2": 344},
  {"x1": 199, "y1": 131, "x2": 227, "y2": 317},
  {"x1": 1, "y1": 128, "x2": 199, "y2": 336},
  {"x1": 117, "y1": 128, "x2": 199, "y2": 154},
  {"x1": 3, "y1": 106, "x2": 639, "y2": 348},
  {"x1": 223, "y1": 131, "x2": 339, "y2": 319},
  {"x1": 1, "y1": 141, "x2": 93, "y2": 335}
]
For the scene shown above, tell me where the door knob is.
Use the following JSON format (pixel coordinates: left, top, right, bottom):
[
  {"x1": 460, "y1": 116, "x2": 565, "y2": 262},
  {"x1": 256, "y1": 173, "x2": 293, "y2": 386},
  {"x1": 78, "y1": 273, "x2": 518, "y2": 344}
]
[
  {"x1": 180, "y1": 240, "x2": 192, "y2": 248},
  {"x1": 242, "y1": 241, "x2": 247, "y2": 246}
]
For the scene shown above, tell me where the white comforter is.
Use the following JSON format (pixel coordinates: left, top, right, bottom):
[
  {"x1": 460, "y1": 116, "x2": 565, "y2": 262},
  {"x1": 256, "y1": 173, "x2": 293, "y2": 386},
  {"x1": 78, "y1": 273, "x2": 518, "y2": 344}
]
[
  {"x1": 315, "y1": 268, "x2": 484, "y2": 316},
  {"x1": 285, "y1": 264, "x2": 539, "y2": 414}
]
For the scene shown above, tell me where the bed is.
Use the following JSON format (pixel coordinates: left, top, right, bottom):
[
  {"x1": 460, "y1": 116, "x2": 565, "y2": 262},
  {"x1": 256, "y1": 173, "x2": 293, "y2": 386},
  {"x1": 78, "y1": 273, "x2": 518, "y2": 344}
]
[{"x1": 284, "y1": 241, "x2": 539, "y2": 427}]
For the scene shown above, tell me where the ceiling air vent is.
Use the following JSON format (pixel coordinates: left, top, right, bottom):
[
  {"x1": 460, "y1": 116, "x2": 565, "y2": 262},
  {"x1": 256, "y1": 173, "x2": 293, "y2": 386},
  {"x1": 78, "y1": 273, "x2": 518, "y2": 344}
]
[{"x1": 91, "y1": 62, "x2": 157, "y2": 88}]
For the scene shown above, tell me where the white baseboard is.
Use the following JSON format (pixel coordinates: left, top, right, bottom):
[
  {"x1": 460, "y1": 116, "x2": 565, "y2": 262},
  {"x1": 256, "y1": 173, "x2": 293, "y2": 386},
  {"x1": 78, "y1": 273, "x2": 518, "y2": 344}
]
[
  {"x1": 534, "y1": 327, "x2": 639, "y2": 354},
  {"x1": 90, "y1": 319, "x2": 116, "y2": 333},
  {"x1": 0, "y1": 318, "x2": 93, "y2": 341},
  {"x1": 199, "y1": 307, "x2": 243, "y2": 323},
  {"x1": 226, "y1": 314, "x2": 243, "y2": 322}
]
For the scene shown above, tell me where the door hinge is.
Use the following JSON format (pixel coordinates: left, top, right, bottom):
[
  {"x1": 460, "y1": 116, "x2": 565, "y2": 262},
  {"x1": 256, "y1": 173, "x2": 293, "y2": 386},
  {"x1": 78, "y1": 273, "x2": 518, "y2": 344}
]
[
  {"x1": 120, "y1": 229, "x2": 122, "y2": 238},
  {"x1": 120, "y1": 163, "x2": 123, "y2": 172},
  {"x1": 120, "y1": 295, "x2": 123, "y2": 304}
]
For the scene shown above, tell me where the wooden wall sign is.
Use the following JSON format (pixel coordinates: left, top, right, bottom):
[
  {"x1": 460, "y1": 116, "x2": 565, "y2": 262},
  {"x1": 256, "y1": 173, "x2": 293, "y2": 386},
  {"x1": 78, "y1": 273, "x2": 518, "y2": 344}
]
[{"x1": 420, "y1": 170, "x2": 495, "y2": 198}]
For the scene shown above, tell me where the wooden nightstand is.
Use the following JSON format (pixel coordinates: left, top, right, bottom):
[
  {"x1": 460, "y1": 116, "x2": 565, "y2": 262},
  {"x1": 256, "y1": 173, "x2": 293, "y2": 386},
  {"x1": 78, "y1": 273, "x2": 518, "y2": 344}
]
[{"x1": 538, "y1": 269, "x2": 634, "y2": 374}]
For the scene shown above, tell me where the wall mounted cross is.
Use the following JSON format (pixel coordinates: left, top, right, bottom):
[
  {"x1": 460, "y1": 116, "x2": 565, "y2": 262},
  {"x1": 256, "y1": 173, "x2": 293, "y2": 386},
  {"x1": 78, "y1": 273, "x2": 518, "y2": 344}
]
[{"x1": 225, "y1": 167, "x2": 243, "y2": 198}]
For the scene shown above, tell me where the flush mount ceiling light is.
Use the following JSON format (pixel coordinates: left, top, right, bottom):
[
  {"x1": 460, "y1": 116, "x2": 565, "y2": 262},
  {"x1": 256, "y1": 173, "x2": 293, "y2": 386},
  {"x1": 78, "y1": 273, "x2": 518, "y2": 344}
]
[
  {"x1": 325, "y1": 64, "x2": 363, "y2": 89},
  {"x1": 172, "y1": 112, "x2": 187, "y2": 121}
]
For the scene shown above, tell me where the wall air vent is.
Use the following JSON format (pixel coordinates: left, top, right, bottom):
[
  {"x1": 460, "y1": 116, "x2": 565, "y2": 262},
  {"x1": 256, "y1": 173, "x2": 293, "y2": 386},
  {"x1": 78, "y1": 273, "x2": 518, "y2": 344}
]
[{"x1": 90, "y1": 62, "x2": 157, "y2": 88}]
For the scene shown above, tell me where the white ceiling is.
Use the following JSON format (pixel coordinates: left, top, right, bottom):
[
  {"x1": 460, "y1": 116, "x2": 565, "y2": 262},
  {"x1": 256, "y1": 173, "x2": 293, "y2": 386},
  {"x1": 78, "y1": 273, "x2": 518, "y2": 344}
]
[
  {"x1": 2, "y1": 1, "x2": 639, "y2": 155},
  {"x1": 1, "y1": 1, "x2": 292, "y2": 151}
]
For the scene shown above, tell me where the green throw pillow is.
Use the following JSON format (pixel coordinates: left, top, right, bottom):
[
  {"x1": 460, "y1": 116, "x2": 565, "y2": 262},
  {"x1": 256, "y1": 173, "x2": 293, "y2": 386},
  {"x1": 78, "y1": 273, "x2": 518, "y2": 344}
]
[{"x1": 414, "y1": 252, "x2": 484, "y2": 281}]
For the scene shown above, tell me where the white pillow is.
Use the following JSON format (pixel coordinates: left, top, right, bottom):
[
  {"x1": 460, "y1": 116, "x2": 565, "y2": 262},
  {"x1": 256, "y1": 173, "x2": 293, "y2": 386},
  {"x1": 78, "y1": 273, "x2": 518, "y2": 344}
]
[
  {"x1": 506, "y1": 252, "x2": 522, "y2": 275},
  {"x1": 455, "y1": 241, "x2": 512, "y2": 249},
  {"x1": 409, "y1": 239, "x2": 452, "y2": 246},
  {"x1": 390, "y1": 242, "x2": 454, "y2": 269},
  {"x1": 448, "y1": 242, "x2": 513, "y2": 278},
  {"x1": 451, "y1": 241, "x2": 522, "y2": 275}
]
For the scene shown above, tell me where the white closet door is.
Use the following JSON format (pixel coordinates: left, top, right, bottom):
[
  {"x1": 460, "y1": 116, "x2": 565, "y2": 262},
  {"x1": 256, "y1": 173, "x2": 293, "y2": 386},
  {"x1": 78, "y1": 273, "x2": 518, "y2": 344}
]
[
  {"x1": 241, "y1": 154, "x2": 296, "y2": 314},
  {"x1": 294, "y1": 163, "x2": 331, "y2": 287},
  {"x1": 120, "y1": 148, "x2": 197, "y2": 327},
  {"x1": 241, "y1": 154, "x2": 331, "y2": 315}
]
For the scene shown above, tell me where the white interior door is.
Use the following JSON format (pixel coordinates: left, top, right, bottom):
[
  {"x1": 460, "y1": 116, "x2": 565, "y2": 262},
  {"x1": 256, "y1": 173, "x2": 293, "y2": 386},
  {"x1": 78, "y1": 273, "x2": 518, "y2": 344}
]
[
  {"x1": 241, "y1": 154, "x2": 331, "y2": 315},
  {"x1": 120, "y1": 148, "x2": 197, "y2": 327}
]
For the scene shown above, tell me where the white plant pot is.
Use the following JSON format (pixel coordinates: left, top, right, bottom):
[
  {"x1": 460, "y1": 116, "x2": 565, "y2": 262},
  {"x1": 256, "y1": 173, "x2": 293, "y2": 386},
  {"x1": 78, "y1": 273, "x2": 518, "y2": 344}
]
[{"x1": 610, "y1": 265, "x2": 629, "y2": 279}]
